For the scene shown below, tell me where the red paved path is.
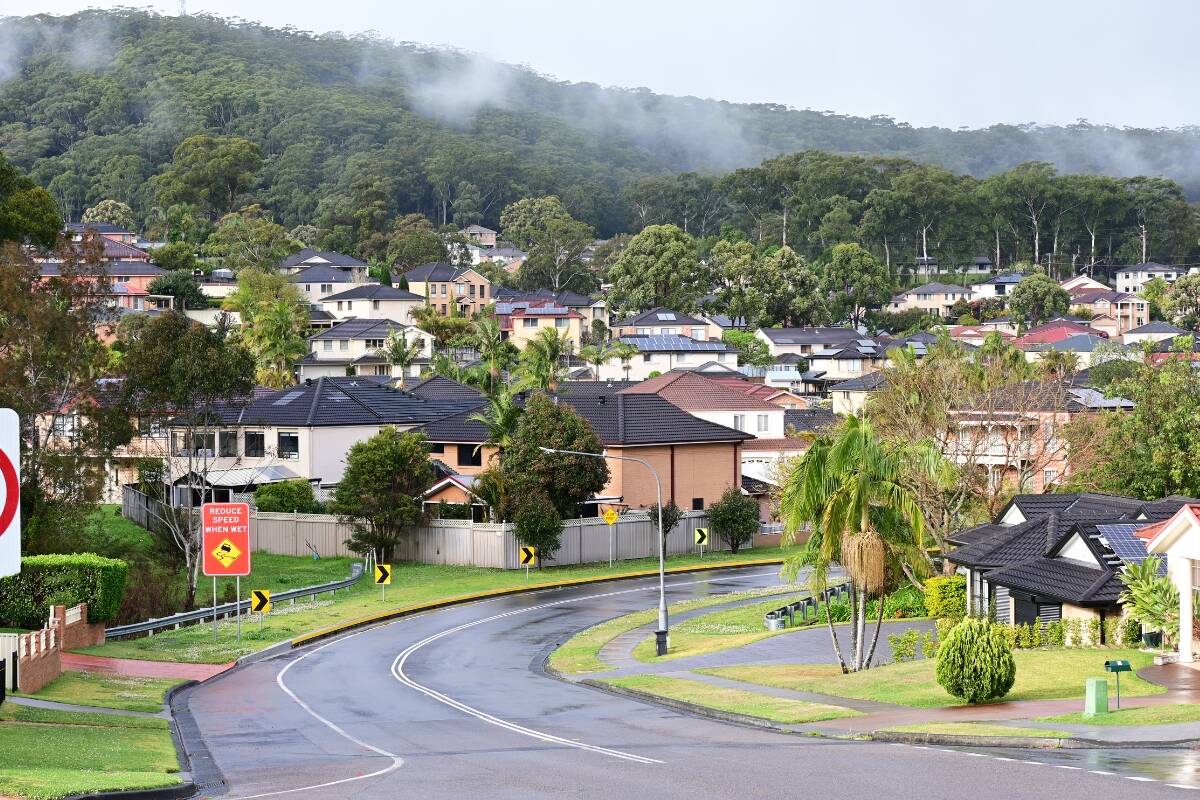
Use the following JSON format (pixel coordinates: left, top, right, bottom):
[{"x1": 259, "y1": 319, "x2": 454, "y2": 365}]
[{"x1": 61, "y1": 653, "x2": 233, "y2": 682}]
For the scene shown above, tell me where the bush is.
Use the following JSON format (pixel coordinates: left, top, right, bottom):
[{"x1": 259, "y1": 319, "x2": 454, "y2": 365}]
[
  {"x1": 1087, "y1": 618, "x2": 1102, "y2": 647},
  {"x1": 924, "y1": 575, "x2": 966, "y2": 619},
  {"x1": 254, "y1": 479, "x2": 324, "y2": 513},
  {"x1": 884, "y1": 585, "x2": 928, "y2": 619},
  {"x1": 434, "y1": 501, "x2": 473, "y2": 520},
  {"x1": 995, "y1": 623, "x2": 1018, "y2": 650},
  {"x1": 824, "y1": 601, "x2": 851, "y2": 623},
  {"x1": 1067, "y1": 617, "x2": 1084, "y2": 647},
  {"x1": 935, "y1": 617, "x2": 1016, "y2": 703},
  {"x1": 1031, "y1": 618, "x2": 1044, "y2": 648},
  {"x1": 706, "y1": 487, "x2": 760, "y2": 554},
  {"x1": 887, "y1": 628, "x2": 920, "y2": 662},
  {"x1": 1103, "y1": 617, "x2": 1119, "y2": 647},
  {"x1": 1046, "y1": 619, "x2": 1066, "y2": 647},
  {"x1": 1016, "y1": 622, "x2": 1033, "y2": 649},
  {"x1": 921, "y1": 630, "x2": 939, "y2": 658},
  {"x1": 0, "y1": 554, "x2": 128, "y2": 628},
  {"x1": 1121, "y1": 615, "x2": 1142, "y2": 647},
  {"x1": 935, "y1": 617, "x2": 960, "y2": 642}
]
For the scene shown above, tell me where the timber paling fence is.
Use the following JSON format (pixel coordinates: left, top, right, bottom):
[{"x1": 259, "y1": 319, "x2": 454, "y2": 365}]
[{"x1": 122, "y1": 486, "x2": 727, "y2": 570}]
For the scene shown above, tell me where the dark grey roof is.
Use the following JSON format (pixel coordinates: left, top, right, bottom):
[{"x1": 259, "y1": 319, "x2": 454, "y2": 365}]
[
  {"x1": 66, "y1": 222, "x2": 132, "y2": 234},
  {"x1": 179, "y1": 377, "x2": 479, "y2": 429},
  {"x1": 41, "y1": 261, "x2": 165, "y2": 277},
  {"x1": 1116, "y1": 262, "x2": 1175, "y2": 274},
  {"x1": 613, "y1": 308, "x2": 707, "y2": 327},
  {"x1": 979, "y1": 272, "x2": 1027, "y2": 285},
  {"x1": 707, "y1": 314, "x2": 749, "y2": 329},
  {"x1": 289, "y1": 265, "x2": 362, "y2": 284},
  {"x1": 560, "y1": 390, "x2": 752, "y2": 446},
  {"x1": 1126, "y1": 321, "x2": 1187, "y2": 335},
  {"x1": 493, "y1": 287, "x2": 597, "y2": 307},
  {"x1": 985, "y1": 558, "x2": 1123, "y2": 606},
  {"x1": 742, "y1": 475, "x2": 773, "y2": 494},
  {"x1": 405, "y1": 262, "x2": 473, "y2": 282},
  {"x1": 309, "y1": 318, "x2": 419, "y2": 341},
  {"x1": 407, "y1": 376, "x2": 485, "y2": 402},
  {"x1": 280, "y1": 248, "x2": 368, "y2": 269},
  {"x1": 758, "y1": 327, "x2": 860, "y2": 345},
  {"x1": 319, "y1": 284, "x2": 424, "y2": 302},
  {"x1": 830, "y1": 372, "x2": 888, "y2": 392},
  {"x1": 897, "y1": 282, "x2": 974, "y2": 296},
  {"x1": 946, "y1": 522, "x2": 1008, "y2": 547},
  {"x1": 784, "y1": 408, "x2": 836, "y2": 434}
]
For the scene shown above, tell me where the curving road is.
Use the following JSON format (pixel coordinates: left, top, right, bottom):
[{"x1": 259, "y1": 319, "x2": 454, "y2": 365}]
[{"x1": 177, "y1": 566, "x2": 1194, "y2": 799}]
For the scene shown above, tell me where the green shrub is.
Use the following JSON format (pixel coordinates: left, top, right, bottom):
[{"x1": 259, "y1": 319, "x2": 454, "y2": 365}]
[
  {"x1": 0, "y1": 554, "x2": 128, "y2": 628},
  {"x1": 935, "y1": 618, "x2": 1016, "y2": 703},
  {"x1": 254, "y1": 479, "x2": 324, "y2": 513},
  {"x1": 935, "y1": 617, "x2": 960, "y2": 641},
  {"x1": 434, "y1": 501, "x2": 473, "y2": 520},
  {"x1": 824, "y1": 601, "x2": 851, "y2": 623},
  {"x1": 1067, "y1": 617, "x2": 1084, "y2": 647},
  {"x1": 1014, "y1": 622, "x2": 1031, "y2": 649},
  {"x1": 887, "y1": 628, "x2": 921, "y2": 662},
  {"x1": 921, "y1": 629, "x2": 939, "y2": 658},
  {"x1": 1031, "y1": 618, "x2": 1044, "y2": 648},
  {"x1": 1120, "y1": 615, "x2": 1142, "y2": 647},
  {"x1": 884, "y1": 585, "x2": 927, "y2": 619},
  {"x1": 1103, "y1": 618, "x2": 1119, "y2": 647},
  {"x1": 1087, "y1": 618, "x2": 1102, "y2": 647},
  {"x1": 924, "y1": 575, "x2": 967, "y2": 619},
  {"x1": 995, "y1": 623, "x2": 1018, "y2": 650},
  {"x1": 1046, "y1": 619, "x2": 1066, "y2": 647}
]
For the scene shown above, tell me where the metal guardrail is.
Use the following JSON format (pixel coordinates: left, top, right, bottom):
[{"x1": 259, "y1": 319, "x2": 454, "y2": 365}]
[{"x1": 105, "y1": 562, "x2": 365, "y2": 639}]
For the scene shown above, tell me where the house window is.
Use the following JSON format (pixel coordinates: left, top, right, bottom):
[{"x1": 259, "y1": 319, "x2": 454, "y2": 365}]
[
  {"x1": 637, "y1": 327, "x2": 651, "y2": 335},
  {"x1": 428, "y1": 443, "x2": 445, "y2": 454},
  {"x1": 336, "y1": 301, "x2": 343, "y2": 311},
  {"x1": 440, "y1": 284, "x2": 447, "y2": 295},
  {"x1": 523, "y1": 318, "x2": 538, "y2": 328},
  {"x1": 469, "y1": 284, "x2": 476, "y2": 297},
  {"x1": 457, "y1": 444, "x2": 482, "y2": 467},
  {"x1": 691, "y1": 327, "x2": 706, "y2": 340},
  {"x1": 51, "y1": 414, "x2": 79, "y2": 438},
  {"x1": 844, "y1": 358, "x2": 862, "y2": 372},
  {"x1": 732, "y1": 414, "x2": 746, "y2": 431},
  {"x1": 757, "y1": 414, "x2": 769, "y2": 432},
  {"x1": 643, "y1": 353, "x2": 652, "y2": 362},
  {"x1": 364, "y1": 339, "x2": 384, "y2": 349},
  {"x1": 455, "y1": 284, "x2": 465, "y2": 296},
  {"x1": 138, "y1": 417, "x2": 167, "y2": 438},
  {"x1": 305, "y1": 285, "x2": 311, "y2": 292},
  {"x1": 218, "y1": 431, "x2": 237, "y2": 457},
  {"x1": 717, "y1": 352, "x2": 728, "y2": 362},
  {"x1": 555, "y1": 317, "x2": 569, "y2": 328},
  {"x1": 321, "y1": 284, "x2": 332, "y2": 294},
  {"x1": 661, "y1": 327, "x2": 677, "y2": 335},
  {"x1": 440, "y1": 304, "x2": 447, "y2": 314},
  {"x1": 278, "y1": 432, "x2": 300, "y2": 460},
  {"x1": 322, "y1": 339, "x2": 333, "y2": 351},
  {"x1": 346, "y1": 301, "x2": 353, "y2": 311},
  {"x1": 372, "y1": 300, "x2": 380, "y2": 310},
  {"x1": 244, "y1": 432, "x2": 265, "y2": 458},
  {"x1": 339, "y1": 340, "x2": 349, "y2": 351},
  {"x1": 692, "y1": 498, "x2": 704, "y2": 511},
  {"x1": 1043, "y1": 468, "x2": 1059, "y2": 487},
  {"x1": 480, "y1": 285, "x2": 488, "y2": 299}
]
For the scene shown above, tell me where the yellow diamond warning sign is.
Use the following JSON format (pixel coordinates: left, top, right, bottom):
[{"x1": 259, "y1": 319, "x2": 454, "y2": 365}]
[
  {"x1": 211, "y1": 538, "x2": 242, "y2": 569},
  {"x1": 603, "y1": 508, "x2": 619, "y2": 526}
]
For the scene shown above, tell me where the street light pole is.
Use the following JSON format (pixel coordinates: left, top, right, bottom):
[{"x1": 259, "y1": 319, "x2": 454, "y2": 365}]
[{"x1": 540, "y1": 446, "x2": 669, "y2": 655}]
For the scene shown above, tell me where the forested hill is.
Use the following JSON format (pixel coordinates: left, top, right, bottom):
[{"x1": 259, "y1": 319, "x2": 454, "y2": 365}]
[{"x1": 2, "y1": 9, "x2": 1200, "y2": 237}]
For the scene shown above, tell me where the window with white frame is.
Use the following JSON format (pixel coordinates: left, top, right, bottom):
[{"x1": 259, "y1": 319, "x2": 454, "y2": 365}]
[
  {"x1": 372, "y1": 300, "x2": 380, "y2": 310},
  {"x1": 555, "y1": 317, "x2": 569, "y2": 328},
  {"x1": 1043, "y1": 468, "x2": 1059, "y2": 487},
  {"x1": 523, "y1": 318, "x2": 538, "y2": 328},
  {"x1": 278, "y1": 432, "x2": 300, "y2": 460},
  {"x1": 320, "y1": 284, "x2": 332, "y2": 293},
  {"x1": 364, "y1": 339, "x2": 384, "y2": 349},
  {"x1": 691, "y1": 327, "x2": 706, "y2": 339},
  {"x1": 757, "y1": 414, "x2": 769, "y2": 432},
  {"x1": 732, "y1": 414, "x2": 746, "y2": 431},
  {"x1": 322, "y1": 340, "x2": 332, "y2": 351},
  {"x1": 339, "y1": 339, "x2": 349, "y2": 350}
]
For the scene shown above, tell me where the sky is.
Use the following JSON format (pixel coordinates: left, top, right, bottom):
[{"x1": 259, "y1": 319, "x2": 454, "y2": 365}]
[{"x1": 17, "y1": 0, "x2": 1200, "y2": 129}]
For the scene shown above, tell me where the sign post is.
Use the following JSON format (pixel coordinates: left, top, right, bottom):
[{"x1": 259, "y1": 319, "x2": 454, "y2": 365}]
[
  {"x1": 0, "y1": 409, "x2": 21, "y2": 579},
  {"x1": 694, "y1": 527, "x2": 708, "y2": 558},
  {"x1": 252, "y1": 590, "x2": 270, "y2": 636},
  {"x1": 374, "y1": 563, "x2": 391, "y2": 602},
  {"x1": 201, "y1": 502, "x2": 251, "y2": 641},
  {"x1": 603, "y1": 508, "x2": 618, "y2": 568},
  {"x1": 520, "y1": 546, "x2": 537, "y2": 578}
]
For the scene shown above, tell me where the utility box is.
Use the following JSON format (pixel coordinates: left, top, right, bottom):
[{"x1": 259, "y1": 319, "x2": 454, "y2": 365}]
[{"x1": 1083, "y1": 677, "x2": 1109, "y2": 717}]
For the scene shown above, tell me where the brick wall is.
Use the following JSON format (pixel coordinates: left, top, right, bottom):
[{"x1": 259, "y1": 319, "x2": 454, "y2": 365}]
[
  {"x1": 52, "y1": 603, "x2": 106, "y2": 650},
  {"x1": 12, "y1": 603, "x2": 103, "y2": 693}
]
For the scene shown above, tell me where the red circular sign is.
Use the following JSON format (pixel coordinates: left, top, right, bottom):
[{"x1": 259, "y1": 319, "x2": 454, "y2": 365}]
[{"x1": 0, "y1": 446, "x2": 17, "y2": 536}]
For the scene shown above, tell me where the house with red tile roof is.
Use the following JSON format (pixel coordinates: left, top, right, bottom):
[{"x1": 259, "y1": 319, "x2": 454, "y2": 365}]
[{"x1": 1013, "y1": 319, "x2": 1106, "y2": 349}]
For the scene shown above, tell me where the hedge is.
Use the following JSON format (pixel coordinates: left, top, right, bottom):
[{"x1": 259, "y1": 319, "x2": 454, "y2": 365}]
[
  {"x1": 924, "y1": 574, "x2": 967, "y2": 619},
  {"x1": 0, "y1": 554, "x2": 128, "y2": 629}
]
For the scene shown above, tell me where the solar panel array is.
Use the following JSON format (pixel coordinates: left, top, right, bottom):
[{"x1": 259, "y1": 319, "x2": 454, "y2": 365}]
[
  {"x1": 1096, "y1": 523, "x2": 1152, "y2": 564},
  {"x1": 619, "y1": 335, "x2": 728, "y2": 352}
]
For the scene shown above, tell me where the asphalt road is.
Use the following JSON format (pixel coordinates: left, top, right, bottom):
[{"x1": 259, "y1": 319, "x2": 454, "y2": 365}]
[{"x1": 179, "y1": 566, "x2": 1194, "y2": 799}]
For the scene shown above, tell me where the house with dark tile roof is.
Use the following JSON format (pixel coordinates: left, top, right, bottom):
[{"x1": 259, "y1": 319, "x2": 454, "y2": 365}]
[
  {"x1": 288, "y1": 264, "x2": 369, "y2": 304},
  {"x1": 318, "y1": 283, "x2": 425, "y2": 325},
  {"x1": 754, "y1": 327, "x2": 861, "y2": 358},
  {"x1": 610, "y1": 308, "x2": 719, "y2": 341},
  {"x1": 279, "y1": 248, "x2": 371, "y2": 281},
  {"x1": 403, "y1": 262, "x2": 493, "y2": 317},
  {"x1": 598, "y1": 335, "x2": 738, "y2": 381},
  {"x1": 1123, "y1": 321, "x2": 1187, "y2": 346},
  {"x1": 298, "y1": 318, "x2": 433, "y2": 382},
  {"x1": 886, "y1": 282, "x2": 975, "y2": 316}
]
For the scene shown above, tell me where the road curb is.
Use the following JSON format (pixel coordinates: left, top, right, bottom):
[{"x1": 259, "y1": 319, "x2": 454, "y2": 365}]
[
  {"x1": 290, "y1": 558, "x2": 785, "y2": 648},
  {"x1": 63, "y1": 784, "x2": 198, "y2": 800}
]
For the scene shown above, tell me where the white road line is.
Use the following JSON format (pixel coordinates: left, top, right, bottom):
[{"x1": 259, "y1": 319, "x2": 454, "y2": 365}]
[
  {"x1": 225, "y1": 628, "x2": 404, "y2": 800},
  {"x1": 1128, "y1": 776, "x2": 1158, "y2": 782},
  {"x1": 1055, "y1": 765, "x2": 1083, "y2": 770},
  {"x1": 1090, "y1": 770, "x2": 1116, "y2": 776},
  {"x1": 1167, "y1": 784, "x2": 1200, "y2": 790},
  {"x1": 389, "y1": 571, "x2": 779, "y2": 764}
]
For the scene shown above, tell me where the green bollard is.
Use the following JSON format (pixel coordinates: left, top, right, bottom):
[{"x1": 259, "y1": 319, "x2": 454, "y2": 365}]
[{"x1": 1083, "y1": 677, "x2": 1109, "y2": 717}]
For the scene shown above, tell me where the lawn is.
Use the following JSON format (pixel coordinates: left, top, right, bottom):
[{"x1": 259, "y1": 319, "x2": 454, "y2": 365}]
[
  {"x1": 882, "y1": 721, "x2": 1071, "y2": 738},
  {"x1": 0, "y1": 704, "x2": 180, "y2": 799},
  {"x1": 193, "y1": 552, "x2": 358, "y2": 605},
  {"x1": 601, "y1": 675, "x2": 860, "y2": 724},
  {"x1": 1039, "y1": 704, "x2": 1200, "y2": 727},
  {"x1": 85, "y1": 504, "x2": 156, "y2": 560},
  {"x1": 548, "y1": 586, "x2": 797, "y2": 674},
  {"x1": 630, "y1": 595, "x2": 819, "y2": 662},
  {"x1": 698, "y1": 648, "x2": 1163, "y2": 708},
  {"x1": 17, "y1": 670, "x2": 182, "y2": 713},
  {"x1": 81, "y1": 548, "x2": 791, "y2": 664}
]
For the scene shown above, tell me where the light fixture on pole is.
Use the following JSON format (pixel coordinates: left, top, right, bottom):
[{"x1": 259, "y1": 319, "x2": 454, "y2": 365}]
[{"x1": 540, "y1": 446, "x2": 669, "y2": 655}]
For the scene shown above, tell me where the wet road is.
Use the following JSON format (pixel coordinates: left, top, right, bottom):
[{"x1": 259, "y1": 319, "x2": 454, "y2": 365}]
[{"x1": 179, "y1": 566, "x2": 1197, "y2": 798}]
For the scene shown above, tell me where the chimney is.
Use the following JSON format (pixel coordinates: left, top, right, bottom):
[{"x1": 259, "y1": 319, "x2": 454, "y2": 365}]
[{"x1": 1045, "y1": 511, "x2": 1059, "y2": 553}]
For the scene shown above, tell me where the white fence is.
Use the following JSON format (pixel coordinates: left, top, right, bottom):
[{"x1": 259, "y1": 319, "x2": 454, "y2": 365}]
[
  {"x1": 122, "y1": 486, "x2": 728, "y2": 569},
  {"x1": 0, "y1": 632, "x2": 16, "y2": 690}
]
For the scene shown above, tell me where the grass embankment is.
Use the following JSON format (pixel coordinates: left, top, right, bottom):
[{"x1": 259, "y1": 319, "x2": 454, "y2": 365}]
[
  {"x1": 1039, "y1": 704, "x2": 1200, "y2": 727},
  {"x1": 601, "y1": 675, "x2": 859, "y2": 724},
  {"x1": 631, "y1": 595, "x2": 822, "y2": 662},
  {"x1": 16, "y1": 670, "x2": 182, "y2": 713},
  {"x1": 549, "y1": 586, "x2": 797, "y2": 674},
  {"x1": 698, "y1": 649, "x2": 1162, "y2": 708},
  {"x1": 0, "y1": 704, "x2": 180, "y2": 799},
  {"x1": 882, "y1": 721, "x2": 1071, "y2": 738},
  {"x1": 81, "y1": 548, "x2": 790, "y2": 664}
]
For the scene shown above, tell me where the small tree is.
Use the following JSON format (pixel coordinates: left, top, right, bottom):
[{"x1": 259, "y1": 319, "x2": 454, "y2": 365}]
[
  {"x1": 254, "y1": 479, "x2": 322, "y2": 514},
  {"x1": 1118, "y1": 556, "x2": 1179, "y2": 647},
  {"x1": 935, "y1": 618, "x2": 1016, "y2": 703},
  {"x1": 722, "y1": 330, "x2": 773, "y2": 368},
  {"x1": 331, "y1": 428, "x2": 433, "y2": 563},
  {"x1": 513, "y1": 491, "x2": 562, "y2": 569},
  {"x1": 82, "y1": 199, "x2": 136, "y2": 231},
  {"x1": 1008, "y1": 272, "x2": 1069, "y2": 329},
  {"x1": 706, "y1": 487, "x2": 759, "y2": 554},
  {"x1": 647, "y1": 500, "x2": 684, "y2": 547},
  {"x1": 148, "y1": 270, "x2": 207, "y2": 310}
]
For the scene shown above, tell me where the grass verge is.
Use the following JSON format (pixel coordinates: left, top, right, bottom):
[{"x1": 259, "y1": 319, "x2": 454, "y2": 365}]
[
  {"x1": 0, "y1": 704, "x2": 180, "y2": 799},
  {"x1": 697, "y1": 648, "x2": 1163, "y2": 708},
  {"x1": 80, "y1": 548, "x2": 790, "y2": 664},
  {"x1": 549, "y1": 586, "x2": 797, "y2": 674},
  {"x1": 600, "y1": 675, "x2": 860, "y2": 724},
  {"x1": 1038, "y1": 704, "x2": 1200, "y2": 727},
  {"x1": 882, "y1": 721, "x2": 1071, "y2": 738},
  {"x1": 16, "y1": 670, "x2": 182, "y2": 713}
]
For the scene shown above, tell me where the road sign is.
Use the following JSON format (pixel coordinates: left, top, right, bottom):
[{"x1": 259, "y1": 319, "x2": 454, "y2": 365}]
[
  {"x1": 603, "y1": 508, "x2": 619, "y2": 526},
  {"x1": 202, "y1": 503, "x2": 251, "y2": 577},
  {"x1": 520, "y1": 546, "x2": 537, "y2": 565},
  {"x1": 251, "y1": 589, "x2": 271, "y2": 614},
  {"x1": 0, "y1": 409, "x2": 20, "y2": 578},
  {"x1": 694, "y1": 527, "x2": 709, "y2": 546},
  {"x1": 374, "y1": 564, "x2": 392, "y2": 585}
]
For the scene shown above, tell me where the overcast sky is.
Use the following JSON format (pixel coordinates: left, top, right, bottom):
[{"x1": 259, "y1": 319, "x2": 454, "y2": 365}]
[{"x1": 19, "y1": 0, "x2": 1200, "y2": 129}]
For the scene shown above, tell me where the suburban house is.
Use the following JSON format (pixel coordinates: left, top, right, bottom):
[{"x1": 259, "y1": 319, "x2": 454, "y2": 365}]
[
  {"x1": 1142, "y1": 504, "x2": 1200, "y2": 663},
  {"x1": 1066, "y1": 289, "x2": 1148, "y2": 336},
  {"x1": 610, "y1": 308, "x2": 720, "y2": 341},
  {"x1": 64, "y1": 223, "x2": 153, "y2": 263},
  {"x1": 1060, "y1": 274, "x2": 1111, "y2": 294},
  {"x1": 1021, "y1": 334, "x2": 1118, "y2": 368},
  {"x1": 318, "y1": 284, "x2": 425, "y2": 325},
  {"x1": 755, "y1": 327, "x2": 861, "y2": 358},
  {"x1": 805, "y1": 338, "x2": 888, "y2": 387},
  {"x1": 472, "y1": 245, "x2": 527, "y2": 273},
  {"x1": 403, "y1": 262, "x2": 493, "y2": 317},
  {"x1": 597, "y1": 335, "x2": 739, "y2": 381},
  {"x1": 948, "y1": 493, "x2": 1199, "y2": 629},
  {"x1": 297, "y1": 318, "x2": 432, "y2": 381},
  {"x1": 1123, "y1": 321, "x2": 1188, "y2": 346},
  {"x1": 460, "y1": 224, "x2": 498, "y2": 248},
  {"x1": 289, "y1": 264, "x2": 367, "y2": 305},
  {"x1": 946, "y1": 381, "x2": 1133, "y2": 495},
  {"x1": 1115, "y1": 263, "x2": 1195, "y2": 295},
  {"x1": 39, "y1": 260, "x2": 166, "y2": 293},
  {"x1": 279, "y1": 249, "x2": 372, "y2": 282},
  {"x1": 493, "y1": 287, "x2": 608, "y2": 329},
  {"x1": 495, "y1": 299, "x2": 587, "y2": 349},
  {"x1": 829, "y1": 371, "x2": 888, "y2": 416},
  {"x1": 717, "y1": 381, "x2": 811, "y2": 409},
  {"x1": 161, "y1": 376, "x2": 480, "y2": 500},
  {"x1": 972, "y1": 272, "x2": 1028, "y2": 300},
  {"x1": 1012, "y1": 319, "x2": 1106, "y2": 350},
  {"x1": 886, "y1": 282, "x2": 975, "y2": 317},
  {"x1": 949, "y1": 325, "x2": 1015, "y2": 347}
]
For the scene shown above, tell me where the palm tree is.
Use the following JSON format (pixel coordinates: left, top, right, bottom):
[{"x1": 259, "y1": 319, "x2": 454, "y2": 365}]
[
  {"x1": 578, "y1": 344, "x2": 607, "y2": 381},
  {"x1": 608, "y1": 342, "x2": 639, "y2": 382},
  {"x1": 780, "y1": 415, "x2": 944, "y2": 672},
  {"x1": 472, "y1": 317, "x2": 508, "y2": 392},
  {"x1": 467, "y1": 380, "x2": 528, "y2": 458},
  {"x1": 376, "y1": 327, "x2": 423, "y2": 388},
  {"x1": 243, "y1": 299, "x2": 307, "y2": 388},
  {"x1": 1039, "y1": 350, "x2": 1079, "y2": 381},
  {"x1": 521, "y1": 327, "x2": 572, "y2": 391}
]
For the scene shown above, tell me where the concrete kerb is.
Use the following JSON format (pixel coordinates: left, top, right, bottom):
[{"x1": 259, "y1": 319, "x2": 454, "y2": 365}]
[{"x1": 288, "y1": 558, "x2": 787, "y2": 648}]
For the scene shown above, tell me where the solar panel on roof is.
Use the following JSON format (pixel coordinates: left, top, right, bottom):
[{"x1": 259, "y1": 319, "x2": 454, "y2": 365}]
[
  {"x1": 1097, "y1": 523, "x2": 1151, "y2": 564},
  {"x1": 857, "y1": 339, "x2": 875, "y2": 347},
  {"x1": 657, "y1": 312, "x2": 676, "y2": 320},
  {"x1": 271, "y1": 390, "x2": 305, "y2": 406}
]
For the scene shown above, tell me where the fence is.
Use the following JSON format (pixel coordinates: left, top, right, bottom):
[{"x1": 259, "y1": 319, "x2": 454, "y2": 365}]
[{"x1": 123, "y1": 486, "x2": 728, "y2": 569}]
